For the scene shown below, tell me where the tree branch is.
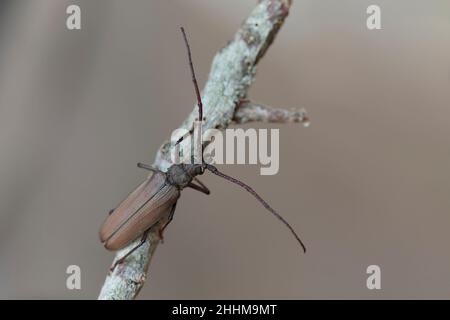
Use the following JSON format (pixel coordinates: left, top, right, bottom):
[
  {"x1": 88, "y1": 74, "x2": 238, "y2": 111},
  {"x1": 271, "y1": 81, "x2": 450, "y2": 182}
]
[{"x1": 99, "y1": 0, "x2": 294, "y2": 300}]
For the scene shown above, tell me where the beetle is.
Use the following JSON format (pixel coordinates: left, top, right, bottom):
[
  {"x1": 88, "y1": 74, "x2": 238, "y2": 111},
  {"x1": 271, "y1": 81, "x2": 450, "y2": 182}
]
[{"x1": 100, "y1": 27, "x2": 306, "y2": 270}]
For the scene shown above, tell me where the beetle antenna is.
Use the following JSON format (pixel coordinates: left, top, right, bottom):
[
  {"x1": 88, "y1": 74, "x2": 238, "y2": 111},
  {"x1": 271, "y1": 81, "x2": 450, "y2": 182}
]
[
  {"x1": 180, "y1": 27, "x2": 203, "y2": 124},
  {"x1": 205, "y1": 164, "x2": 306, "y2": 253},
  {"x1": 181, "y1": 27, "x2": 205, "y2": 165}
]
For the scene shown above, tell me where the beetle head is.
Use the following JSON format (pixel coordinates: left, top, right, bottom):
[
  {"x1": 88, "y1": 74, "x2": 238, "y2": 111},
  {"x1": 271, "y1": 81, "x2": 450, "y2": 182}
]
[{"x1": 166, "y1": 163, "x2": 204, "y2": 188}]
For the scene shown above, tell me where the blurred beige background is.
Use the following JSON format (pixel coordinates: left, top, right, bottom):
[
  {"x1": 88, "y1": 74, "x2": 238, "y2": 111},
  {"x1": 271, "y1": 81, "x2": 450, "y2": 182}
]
[{"x1": 0, "y1": 0, "x2": 449, "y2": 299}]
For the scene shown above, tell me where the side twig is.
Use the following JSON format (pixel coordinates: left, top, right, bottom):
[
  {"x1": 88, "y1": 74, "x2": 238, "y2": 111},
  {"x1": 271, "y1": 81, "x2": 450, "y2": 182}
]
[{"x1": 234, "y1": 100, "x2": 309, "y2": 125}]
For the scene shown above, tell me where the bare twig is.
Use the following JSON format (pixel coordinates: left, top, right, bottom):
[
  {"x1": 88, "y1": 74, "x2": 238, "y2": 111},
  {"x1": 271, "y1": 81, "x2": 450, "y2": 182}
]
[
  {"x1": 99, "y1": 0, "x2": 294, "y2": 300},
  {"x1": 234, "y1": 100, "x2": 309, "y2": 125}
]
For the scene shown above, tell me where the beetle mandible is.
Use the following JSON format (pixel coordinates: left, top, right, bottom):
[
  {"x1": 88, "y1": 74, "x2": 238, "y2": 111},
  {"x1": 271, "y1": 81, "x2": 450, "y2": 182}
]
[{"x1": 99, "y1": 27, "x2": 306, "y2": 270}]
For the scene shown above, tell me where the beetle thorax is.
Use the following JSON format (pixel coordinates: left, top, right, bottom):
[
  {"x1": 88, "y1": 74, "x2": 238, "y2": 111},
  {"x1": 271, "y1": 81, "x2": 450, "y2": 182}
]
[{"x1": 166, "y1": 163, "x2": 204, "y2": 188}]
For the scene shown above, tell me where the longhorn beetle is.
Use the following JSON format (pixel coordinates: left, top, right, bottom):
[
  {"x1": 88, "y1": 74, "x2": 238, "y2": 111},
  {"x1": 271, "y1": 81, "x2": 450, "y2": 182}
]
[{"x1": 100, "y1": 27, "x2": 306, "y2": 271}]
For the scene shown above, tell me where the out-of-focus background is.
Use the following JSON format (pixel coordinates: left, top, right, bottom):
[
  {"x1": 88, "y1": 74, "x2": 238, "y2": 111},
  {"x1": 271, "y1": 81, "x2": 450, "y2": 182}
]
[{"x1": 0, "y1": 0, "x2": 449, "y2": 299}]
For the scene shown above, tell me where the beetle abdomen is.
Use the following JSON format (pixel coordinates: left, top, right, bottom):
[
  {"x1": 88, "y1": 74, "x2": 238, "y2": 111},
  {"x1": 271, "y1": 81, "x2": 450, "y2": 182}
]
[{"x1": 99, "y1": 172, "x2": 180, "y2": 251}]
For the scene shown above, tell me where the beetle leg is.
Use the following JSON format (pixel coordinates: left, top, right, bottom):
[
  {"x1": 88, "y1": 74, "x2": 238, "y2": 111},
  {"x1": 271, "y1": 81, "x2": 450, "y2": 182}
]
[
  {"x1": 174, "y1": 127, "x2": 194, "y2": 146},
  {"x1": 187, "y1": 177, "x2": 210, "y2": 195},
  {"x1": 137, "y1": 162, "x2": 158, "y2": 172},
  {"x1": 108, "y1": 208, "x2": 114, "y2": 215},
  {"x1": 193, "y1": 177, "x2": 209, "y2": 193},
  {"x1": 158, "y1": 203, "x2": 178, "y2": 243},
  {"x1": 109, "y1": 229, "x2": 151, "y2": 272}
]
